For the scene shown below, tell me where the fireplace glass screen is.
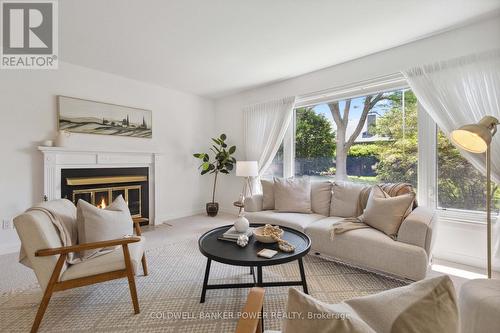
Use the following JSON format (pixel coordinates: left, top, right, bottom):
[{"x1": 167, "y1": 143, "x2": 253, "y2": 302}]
[
  {"x1": 61, "y1": 168, "x2": 149, "y2": 223},
  {"x1": 72, "y1": 185, "x2": 142, "y2": 217}
]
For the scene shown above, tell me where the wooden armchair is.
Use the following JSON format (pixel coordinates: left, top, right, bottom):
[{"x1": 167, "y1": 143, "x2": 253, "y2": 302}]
[
  {"x1": 235, "y1": 287, "x2": 265, "y2": 333},
  {"x1": 133, "y1": 218, "x2": 148, "y2": 275},
  {"x1": 14, "y1": 199, "x2": 148, "y2": 333}
]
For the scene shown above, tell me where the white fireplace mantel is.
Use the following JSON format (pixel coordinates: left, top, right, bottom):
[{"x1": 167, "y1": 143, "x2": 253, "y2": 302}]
[{"x1": 39, "y1": 146, "x2": 161, "y2": 225}]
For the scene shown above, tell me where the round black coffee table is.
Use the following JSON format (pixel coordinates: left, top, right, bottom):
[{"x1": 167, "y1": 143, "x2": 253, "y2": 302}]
[{"x1": 198, "y1": 223, "x2": 311, "y2": 303}]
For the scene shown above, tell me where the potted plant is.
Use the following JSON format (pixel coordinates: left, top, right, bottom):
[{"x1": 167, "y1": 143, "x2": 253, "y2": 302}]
[{"x1": 193, "y1": 134, "x2": 236, "y2": 216}]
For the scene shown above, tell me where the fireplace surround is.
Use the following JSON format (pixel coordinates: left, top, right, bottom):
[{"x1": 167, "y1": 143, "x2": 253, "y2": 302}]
[{"x1": 39, "y1": 146, "x2": 160, "y2": 225}]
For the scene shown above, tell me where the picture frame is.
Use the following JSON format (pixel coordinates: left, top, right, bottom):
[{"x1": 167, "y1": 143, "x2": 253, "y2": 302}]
[{"x1": 57, "y1": 95, "x2": 152, "y2": 138}]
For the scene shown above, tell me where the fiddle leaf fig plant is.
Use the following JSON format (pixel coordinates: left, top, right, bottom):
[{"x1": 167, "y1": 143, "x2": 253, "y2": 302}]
[{"x1": 193, "y1": 133, "x2": 236, "y2": 203}]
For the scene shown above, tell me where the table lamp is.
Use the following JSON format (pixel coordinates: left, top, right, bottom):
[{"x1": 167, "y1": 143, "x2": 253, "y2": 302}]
[
  {"x1": 450, "y1": 116, "x2": 499, "y2": 278},
  {"x1": 233, "y1": 161, "x2": 258, "y2": 232}
]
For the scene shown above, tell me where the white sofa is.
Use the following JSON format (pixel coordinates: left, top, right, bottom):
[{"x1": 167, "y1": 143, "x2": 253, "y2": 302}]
[{"x1": 244, "y1": 181, "x2": 435, "y2": 281}]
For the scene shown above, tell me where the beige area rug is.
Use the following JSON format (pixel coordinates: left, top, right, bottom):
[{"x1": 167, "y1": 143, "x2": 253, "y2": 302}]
[{"x1": 0, "y1": 237, "x2": 407, "y2": 332}]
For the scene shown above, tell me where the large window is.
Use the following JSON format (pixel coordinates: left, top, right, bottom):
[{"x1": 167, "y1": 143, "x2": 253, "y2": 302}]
[
  {"x1": 294, "y1": 89, "x2": 418, "y2": 188},
  {"x1": 264, "y1": 80, "x2": 499, "y2": 218},
  {"x1": 437, "y1": 130, "x2": 500, "y2": 213},
  {"x1": 262, "y1": 144, "x2": 284, "y2": 179}
]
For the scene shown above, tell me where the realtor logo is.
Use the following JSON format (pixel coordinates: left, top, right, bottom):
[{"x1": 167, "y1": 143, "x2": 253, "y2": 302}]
[{"x1": 1, "y1": 0, "x2": 58, "y2": 69}]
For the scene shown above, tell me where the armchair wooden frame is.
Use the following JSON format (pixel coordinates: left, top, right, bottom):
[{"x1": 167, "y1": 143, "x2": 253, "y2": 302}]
[
  {"x1": 235, "y1": 287, "x2": 265, "y2": 333},
  {"x1": 29, "y1": 220, "x2": 148, "y2": 333}
]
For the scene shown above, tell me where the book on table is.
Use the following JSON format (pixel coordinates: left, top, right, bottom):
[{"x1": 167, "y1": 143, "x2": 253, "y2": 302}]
[{"x1": 222, "y1": 226, "x2": 253, "y2": 240}]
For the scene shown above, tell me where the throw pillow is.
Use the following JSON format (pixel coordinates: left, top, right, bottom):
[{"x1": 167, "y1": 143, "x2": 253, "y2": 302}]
[
  {"x1": 361, "y1": 185, "x2": 414, "y2": 239},
  {"x1": 261, "y1": 179, "x2": 275, "y2": 210},
  {"x1": 282, "y1": 287, "x2": 375, "y2": 333},
  {"x1": 77, "y1": 195, "x2": 134, "y2": 259},
  {"x1": 346, "y1": 275, "x2": 458, "y2": 333},
  {"x1": 282, "y1": 276, "x2": 458, "y2": 333},
  {"x1": 330, "y1": 181, "x2": 370, "y2": 218},
  {"x1": 311, "y1": 181, "x2": 332, "y2": 216},
  {"x1": 274, "y1": 177, "x2": 312, "y2": 213}
]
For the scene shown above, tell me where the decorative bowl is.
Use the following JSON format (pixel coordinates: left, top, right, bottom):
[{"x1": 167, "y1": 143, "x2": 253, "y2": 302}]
[{"x1": 253, "y1": 226, "x2": 284, "y2": 243}]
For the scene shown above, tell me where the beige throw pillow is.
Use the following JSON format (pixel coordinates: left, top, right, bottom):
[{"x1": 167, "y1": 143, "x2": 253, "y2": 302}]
[
  {"x1": 261, "y1": 179, "x2": 275, "y2": 210},
  {"x1": 282, "y1": 288, "x2": 376, "y2": 333},
  {"x1": 311, "y1": 181, "x2": 332, "y2": 216},
  {"x1": 346, "y1": 276, "x2": 458, "y2": 333},
  {"x1": 274, "y1": 177, "x2": 312, "y2": 213},
  {"x1": 283, "y1": 276, "x2": 458, "y2": 333},
  {"x1": 361, "y1": 185, "x2": 414, "y2": 239},
  {"x1": 330, "y1": 181, "x2": 369, "y2": 218},
  {"x1": 77, "y1": 195, "x2": 134, "y2": 259}
]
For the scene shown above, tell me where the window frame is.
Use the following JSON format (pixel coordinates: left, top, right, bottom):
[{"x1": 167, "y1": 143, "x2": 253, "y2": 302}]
[{"x1": 272, "y1": 74, "x2": 494, "y2": 224}]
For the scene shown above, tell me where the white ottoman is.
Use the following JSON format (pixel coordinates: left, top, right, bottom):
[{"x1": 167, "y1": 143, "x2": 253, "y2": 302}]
[{"x1": 459, "y1": 279, "x2": 500, "y2": 333}]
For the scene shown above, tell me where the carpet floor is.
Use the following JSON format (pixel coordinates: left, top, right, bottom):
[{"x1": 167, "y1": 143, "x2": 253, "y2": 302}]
[{"x1": 0, "y1": 230, "x2": 408, "y2": 332}]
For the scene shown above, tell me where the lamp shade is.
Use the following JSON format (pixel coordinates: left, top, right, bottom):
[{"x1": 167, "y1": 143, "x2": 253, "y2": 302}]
[
  {"x1": 236, "y1": 161, "x2": 258, "y2": 177},
  {"x1": 450, "y1": 116, "x2": 498, "y2": 154}
]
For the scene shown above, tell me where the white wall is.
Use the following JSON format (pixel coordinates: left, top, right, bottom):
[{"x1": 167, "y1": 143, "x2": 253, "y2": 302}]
[
  {"x1": 214, "y1": 15, "x2": 500, "y2": 271},
  {"x1": 0, "y1": 62, "x2": 215, "y2": 254}
]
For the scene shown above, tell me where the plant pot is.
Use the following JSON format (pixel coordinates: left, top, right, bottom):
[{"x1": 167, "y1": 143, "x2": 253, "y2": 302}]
[{"x1": 206, "y1": 202, "x2": 219, "y2": 217}]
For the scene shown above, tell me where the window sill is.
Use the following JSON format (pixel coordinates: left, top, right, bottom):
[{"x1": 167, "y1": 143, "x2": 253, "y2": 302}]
[{"x1": 437, "y1": 208, "x2": 498, "y2": 225}]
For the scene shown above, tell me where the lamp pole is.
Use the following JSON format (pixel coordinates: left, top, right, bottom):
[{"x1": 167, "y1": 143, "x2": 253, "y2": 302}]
[{"x1": 486, "y1": 145, "x2": 492, "y2": 279}]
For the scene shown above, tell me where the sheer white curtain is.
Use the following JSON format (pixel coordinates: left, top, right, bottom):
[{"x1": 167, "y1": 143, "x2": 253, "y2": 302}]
[
  {"x1": 243, "y1": 96, "x2": 296, "y2": 193},
  {"x1": 403, "y1": 50, "x2": 500, "y2": 259},
  {"x1": 403, "y1": 50, "x2": 500, "y2": 183}
]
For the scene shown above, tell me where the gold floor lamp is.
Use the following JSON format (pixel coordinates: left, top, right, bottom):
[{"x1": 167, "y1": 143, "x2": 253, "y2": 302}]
[{"x1": 451, "y1": 116, "x2": 499, "y2": 278}]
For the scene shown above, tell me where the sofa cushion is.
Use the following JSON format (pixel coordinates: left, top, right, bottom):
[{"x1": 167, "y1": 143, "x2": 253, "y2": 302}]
[
  {"x1": 304, "y1": 217, "x2": 428, "y2": 280},
  {"x1": 330, "y1": 181, "x2": 370, "y2": 218},
  {"x1": 61, "y1": 236, "x2": 145, "y2": 280},
  {"x1": 274, "y1": 177, "x2": 312, "y2": 213},
  {"x1": 282, "y1": 288, "x2": 373, "y2": 333},
  {"x1": 346, "y1": 276, "x2": 458, "y2": 333},
  {"x1": 361, "y1": 185, "x2": 415, "y2": 239},
  {"x1": 311, "y1": 181, "x2": 332, "y2": 216},
  {"x1": 246, "y1": 211, "x2": 325, "y2": 232},
  {"x1": 262, "y1": 179, "x2": 275, "y2": 210}
]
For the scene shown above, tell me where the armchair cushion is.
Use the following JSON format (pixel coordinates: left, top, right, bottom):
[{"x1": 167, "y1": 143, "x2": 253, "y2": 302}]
[
  {"x1": 61, "y1": 236, "x2": 145, "y2": 281},
  {"x1": 14, "y1": 199, "x2": 77, "y2": 291}
]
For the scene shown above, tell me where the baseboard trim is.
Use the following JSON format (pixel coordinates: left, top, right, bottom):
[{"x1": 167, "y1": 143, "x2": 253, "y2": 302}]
[
  {"x1": 433, "y1": 251, "x2": 500, "y2": 272},
  {"x1": 218, "y1": 206, "x2": 238, "y2": 215},
  {"x1": 156, "y1": 208, "x2": 206, "y2": 224}
]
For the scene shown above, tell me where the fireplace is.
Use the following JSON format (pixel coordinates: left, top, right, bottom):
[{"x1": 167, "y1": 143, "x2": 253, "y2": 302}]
[
  {"x1": 39, "y1": 146, "x2": 160, "y2": 225},
  {"x1": 61, "y1": 167, "x2": 149, "y2": 223}
]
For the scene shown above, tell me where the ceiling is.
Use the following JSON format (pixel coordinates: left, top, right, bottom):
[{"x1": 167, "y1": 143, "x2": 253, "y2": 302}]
[{"x1": 60, "y1": 0, "x2": 500, "y2": 98}]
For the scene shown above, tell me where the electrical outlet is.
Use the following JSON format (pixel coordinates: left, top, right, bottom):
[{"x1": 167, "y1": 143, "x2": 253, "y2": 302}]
[{"x1": 2, "y1": 219, "x2": 12, "y2": 230}]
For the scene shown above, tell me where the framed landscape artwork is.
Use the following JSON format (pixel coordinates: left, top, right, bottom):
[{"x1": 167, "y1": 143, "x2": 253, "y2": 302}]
[{"x1": 57, "y1": 96, "x2": 152, "y2": 138}]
